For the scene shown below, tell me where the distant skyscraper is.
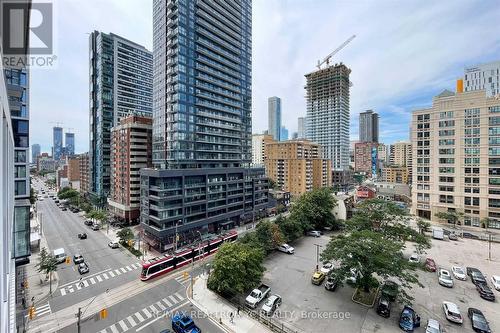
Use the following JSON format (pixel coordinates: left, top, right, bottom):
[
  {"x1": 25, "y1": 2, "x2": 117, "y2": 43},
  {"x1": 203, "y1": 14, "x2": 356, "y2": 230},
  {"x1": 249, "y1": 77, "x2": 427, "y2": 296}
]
[
  {"x1": 359, "y1": 110, "x2": 379, "y2": 143},
  {"x1": 31, "y1": 144, "x2": 41, "y2": 164},
  {"x1": 53, "y1": 126, "x2": 63, "y2": 160},
  {"x1": 280, "y1": 126, "x2": 289, "y2": 141},
  {"x1": 297, "y1": 117, "x2": 306, "y2": 139},
  {"x1": 292, "y1": 132, "x2": 298, "y2": 139},
  {"x1": 268, "y1": 96, "x2": 282, "y2": 141},
  {"x1": 89, "y1": 31, "x2": 153, "y2": 202},
  {"x1": 463, "y1": 60, "x2": 500, "y2": 97},
  {"x1": 65, "y1": 132, "x2": 75, "y2": 156},
  {"x1": 306, "y1": 64, "x2": 351, "y2": 170}
]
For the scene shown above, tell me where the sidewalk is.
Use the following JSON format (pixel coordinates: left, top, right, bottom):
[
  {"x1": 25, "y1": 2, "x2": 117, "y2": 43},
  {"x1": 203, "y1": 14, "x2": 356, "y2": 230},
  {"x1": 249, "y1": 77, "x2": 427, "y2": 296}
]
[{"x1": 190, "y1": 274, "x2": 272, "y2": 333}]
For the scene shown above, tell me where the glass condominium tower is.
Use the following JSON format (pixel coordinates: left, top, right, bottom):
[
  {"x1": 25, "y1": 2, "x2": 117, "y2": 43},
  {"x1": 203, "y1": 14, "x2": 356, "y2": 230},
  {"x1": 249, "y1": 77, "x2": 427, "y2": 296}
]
[
  {"x1": 89, "y1": 31, "x2": 153, "y2": 202},
  {"x1": 152, "y1": 0, "x2": 252, "y2": 169}
]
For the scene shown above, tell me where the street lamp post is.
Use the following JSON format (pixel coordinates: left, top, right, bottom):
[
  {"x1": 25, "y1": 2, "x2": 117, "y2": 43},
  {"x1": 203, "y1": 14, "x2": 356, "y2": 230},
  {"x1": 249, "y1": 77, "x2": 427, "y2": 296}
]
[
  {"x1": 314, "y1": 244, "x2": 323, "y2": 271},
  {"x1": 174, "y1": 220, "x2": 181, "y2": 251},
  {"x1": 76, "y1": 288, "x2": 109, "y2": 333}
]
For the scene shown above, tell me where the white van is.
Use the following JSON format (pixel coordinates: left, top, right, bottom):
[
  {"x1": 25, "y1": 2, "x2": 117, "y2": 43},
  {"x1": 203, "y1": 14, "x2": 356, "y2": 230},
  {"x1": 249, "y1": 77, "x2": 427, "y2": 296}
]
[{"x1": 53, "y1": 248, "x2": 66, "y2": 263}]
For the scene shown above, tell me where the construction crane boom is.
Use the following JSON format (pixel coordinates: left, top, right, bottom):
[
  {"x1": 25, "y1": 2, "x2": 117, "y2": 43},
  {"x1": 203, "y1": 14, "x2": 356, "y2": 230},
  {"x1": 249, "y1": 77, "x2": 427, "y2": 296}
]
[{"x1": 316, "y1": 34, "x2": 356, "y2": 70}]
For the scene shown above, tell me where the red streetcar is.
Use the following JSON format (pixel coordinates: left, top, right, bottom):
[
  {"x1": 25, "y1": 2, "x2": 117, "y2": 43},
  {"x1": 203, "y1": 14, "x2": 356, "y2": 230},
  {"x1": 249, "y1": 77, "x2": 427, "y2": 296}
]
[{"x1": 140, "y1": 230, "x2": 237, "y2": 281}]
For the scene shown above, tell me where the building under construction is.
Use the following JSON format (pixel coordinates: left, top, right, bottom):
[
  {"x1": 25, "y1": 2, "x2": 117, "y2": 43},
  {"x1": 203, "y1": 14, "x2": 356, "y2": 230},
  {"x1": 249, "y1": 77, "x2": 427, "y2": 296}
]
[{"x1": 305, "y1": 63, "x2": 351, "y2": 170}]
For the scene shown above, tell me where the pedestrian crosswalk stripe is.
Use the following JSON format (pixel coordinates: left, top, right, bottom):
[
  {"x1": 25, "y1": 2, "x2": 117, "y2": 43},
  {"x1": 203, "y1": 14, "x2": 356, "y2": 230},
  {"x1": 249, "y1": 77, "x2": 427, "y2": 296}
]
[
  {"x1": 118, "y1": 320, "x2": 128, "y2": 331},
  {"x1": 82, "y1": 280, "x2": 89, "y2": 287},
  {"x1": 115, "y1": 269, "x2": 121, "y2": 275},
  {"x1": 120, "y1": 267, "x2": 127, "y2": 273},
  {"x1": 103, "y1": 272, "x2": 109, "y2": 279},
  {"x1": 109, "y1": 271, "x2": 115, "y2": 277},
  {"x1": 148, "y1": 304, "x2": 158, "y2": 314},
  {"x1": 109, "y1": 324, "x2": 119, "y2": 333},
  {"x1": 25, "y1": 303, "x2": 51, "y2": 318},
  {"x1": 126, "y1": 265, "x2": 132, "y2": 271},
  {"x1": 131, "y1": 263, "x2": 138, "y2": 269},
  {"x1": 126, "y1": 315, "x2": 137, "y2": 327},
  {"x1": 89, "y1": 277, "x2": 96, "y2": 284},
  {"x1": 60, "y1": 288, "x2": 66, "y2": 296},
  {"x1": 175, "y1": 292, "x2": 184, "y2": 301},
  {"x1": 142, "y1": 308, "x2": 152, "y2": 318},
  {"x1": 76, "y1": 283, "x2": 82, "y2": 290},
  {"x1": 96, "y1": 275, "x2": 102, "y2": 282},
  {"x1": 162, "y1": 297, "x2": 172, "y2": 307},
  {"x1": 168, "y1": 295, "x2": 178, "y2": 304},
  {"x1": 135, "y1": 312, "x2": 145, "y2": 322},
  {"x1": 156, "y1": 301, "x2": 166, "y2": 311}
]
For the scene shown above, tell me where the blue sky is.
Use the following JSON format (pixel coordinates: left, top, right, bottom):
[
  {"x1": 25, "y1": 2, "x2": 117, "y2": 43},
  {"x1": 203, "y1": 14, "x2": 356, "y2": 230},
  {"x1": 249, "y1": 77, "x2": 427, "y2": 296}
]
[{"x1": 30, "y1": 0, "x2": 500, "y2": 154}]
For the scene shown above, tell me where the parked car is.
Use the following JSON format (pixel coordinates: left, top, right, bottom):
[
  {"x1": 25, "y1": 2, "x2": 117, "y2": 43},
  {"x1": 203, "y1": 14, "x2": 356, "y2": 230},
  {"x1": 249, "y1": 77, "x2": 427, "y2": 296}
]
[
  {"x1": 61, "y1": 207, "x2": 67, "y2": 211},
  {"x1": 425, "y1": 258, "x2": 437, "y2": 272},
  {"x1": 476, "y1": 283, "x2": 495, "y2": 301},
  {"x1": 442, "y1": 301, "x2": 463, "y2": 324},
  {"x1": 425, "y1": 318, "x2": 442, "y2": 333},
  {"x1": 490, "y1": 275, "x2": 500, "y2": 291},
  {"x1": 376, "y1": 297, "x2": 391, "y2": 318},
  {"x1": 463, "y1": 232, "x2": 479, "y2": 239},
  {"x1": 108, "y1": 241, "x2": 120, "y2": 249},
  {"x1": 311, "y1": 271, "x2": 326, "y2": 285},
  {"x1": 73, "y1": 254, "x2": 84, "y2": 264},
  {"x1": 324, "y1": 274, "x2": 338, "y2": 291},
  {"x1": 320, "y1": 262, "x2": 334, "y2": 274},
  {"x1": 84, "y1": 220, "x2": 93, "y2": 226},
  {"x1": 306, "y1": 230, "x2": 321, "y2": 237},
  {"x1": 452, "y1": 266, "x2": 467, "y2": 281},
  {"x1": 438, "y1": 269, "x2": 454, "y2": 288},
  {"x1": 261, "y1": 294, "x2": 282, "y2": 316},
  {"x1": 346, "y1": 268, "x2": 360, "y2": 285},
  {"x1": 91, "y1": 224, "x2": 100, "y2": 231},
  {"x1": 467, "y1": 267, "x2": 481, "y2": 277},
  {"x1": 171, "y1": 313, "x2": 200, "y2": 333},
  {"x1": 381, "y1": 280, "x2": 399, "y2": 302},
  {"x1": 448, "y1": 233, "x2": 458, "y2": 241},
  {"x1": 77, "y1": 233, "x2": 87, "y2": 239},
  {"x1": 276, "y1": 244, "x2": 294, "y2": 254},
  {"x1": 245, "y1": 284, "x2": 271, "y2": 308},
  {"x1": 78, "y1": 262, "x2": 89, "y2": 274},
  {"x1": 408, "y1": 253, "x2": 420, "y2": 263},
  {"x1": 399, "y1": 306, "x2": 420, "y2": 331},
  {"x1": 468, "y1": 308, "x2": 491, "y2": 333},
  {"x1": 471, "y1": 271, "x2": 487, "y2": 286}
]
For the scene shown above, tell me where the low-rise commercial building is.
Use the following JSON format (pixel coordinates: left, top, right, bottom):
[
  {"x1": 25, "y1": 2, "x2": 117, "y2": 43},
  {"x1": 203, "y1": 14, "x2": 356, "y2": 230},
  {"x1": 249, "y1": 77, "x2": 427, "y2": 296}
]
[{"x1": 382, "y1": 166, "x2": 410, "y2": 184}]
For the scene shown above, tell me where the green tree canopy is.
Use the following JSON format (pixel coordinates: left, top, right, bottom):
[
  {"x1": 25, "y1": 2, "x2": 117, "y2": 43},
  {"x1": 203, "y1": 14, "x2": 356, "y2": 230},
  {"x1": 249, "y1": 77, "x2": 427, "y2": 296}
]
[
  {"x1": 57, "y1": 187, "x2": 79, "y2": 200},
  {"x1": 117, "y1": 227, "x2": 134, "y2": 243},
  {"x1": 435, "y1": 211, "x2": 464, "y2": 228},
  {"x1": 288, "y1": 187, "x2": 338, "y2": 231},
  {"x1": 207, "y1": 242, "x2": 265, "y2": 296},
  {"x1": 275, "y1": 215, "x2": 303, "y2": 242}
]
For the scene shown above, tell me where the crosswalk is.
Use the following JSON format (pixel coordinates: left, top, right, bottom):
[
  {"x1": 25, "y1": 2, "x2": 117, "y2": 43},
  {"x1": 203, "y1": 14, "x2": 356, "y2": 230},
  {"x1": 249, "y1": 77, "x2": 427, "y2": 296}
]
[
  {"x1": 174, "y1": 273, "x2": 191, "y2": 285},
  {"x1": 59, "y1": 263, "x2": 141, "y2": 296},
  {"x1": 26, "y1": 303, "x2": 51, "y2": 318},
  {"x1": 98, "y1": 292, "x2": 186, "y2": 333}
]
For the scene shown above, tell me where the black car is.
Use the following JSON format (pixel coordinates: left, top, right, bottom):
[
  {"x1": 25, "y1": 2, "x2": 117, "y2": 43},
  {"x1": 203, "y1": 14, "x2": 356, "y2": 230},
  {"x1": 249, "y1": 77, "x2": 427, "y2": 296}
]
[
  {"x1": 468, "y1": 308, "x2": 491, "y2": 333},
  {"x1": 376, "y1": 296, "x2": 391, "y2": 318},
  {"x1": 467, "y1": 267, "x2": 482, "y2": 277},
  {"x1": 463, "y1": 232, "x2": 480, "y2": 239},
  {"x1": 61, "y1": 207, "x2": 67, "y2": 211},
  {"x1": 84, "y1": 220, "x2": 93, "y2": 226},
  {"x1": 77, "y1": 233, "x2": 87, "y2": 239},
  {"x1": 78, "y1": 262, "x2": 89, "y2": 274},
  {"x1": 476, "y1": 283, "x2": 495, "y2": 301},
  {"x1": 471, "y1": 272, "x2": 487, "y2": 286}
]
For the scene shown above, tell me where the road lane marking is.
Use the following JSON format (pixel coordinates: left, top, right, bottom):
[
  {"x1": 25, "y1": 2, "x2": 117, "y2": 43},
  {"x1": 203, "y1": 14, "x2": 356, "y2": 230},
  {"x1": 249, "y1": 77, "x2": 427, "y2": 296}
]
[
  {"x1": 115, "y1": 269, "x2": 121, "y2": 275},
  {"x1": 89, "y1": 277, "x2": 96, "y2": 284},
  {"x1": 174, "y1": 292, "x2": 184, "y2": 300},
  {"x1": 60, "y1": 288, "x2": 66, "y2": 296},
  {"x1": 168, "y1": 295, "x2": 178, "y2": 304},
  {"x1": 96, "y1": 275, "x2": 102, "y2": 282},
  {"x1": 162, "y1": 298, "x2": 172, "y2": 307},
  {"x1": 58, "y1": 268, "x2": 111, "y2": 288},
  {"x1": 120, "y1": 267, "x2": 127, "y2": 273},
  {"x1": 103, "y1": 273, "x2": 109, "y2": 279},
  {"x1": 156, "y1": 301, "x2": 166, "y2": 311},
  {"x1": 126, "y1": 315, "x2": 137, "y2": 327},
  {"x1": 109, "y1": 324, "x2": 119, "y2": 333},
  {"x1": 109, "y1": 271, "x2": 115, "y2": 277},
  {"x1": 148, "y1": 304, "x2": 159, "y2": 314},
  {"x1": 126, "y1": 265, "x2": 132, "y2": 271},
  {"x1": 136, "y1": 300, "x2": 189, "y2": 332},
  {"x1": 135, "y1": 312, "x2": 145, "y2": 322},
  {"x1": 82, "y1": 280, "x2": 89, "y2": 287},
  {"x1": 142, "y1": 308, "x2": 152, "y2": 318},
  {"x1": 118, "y1": 320, "x2": 128, "y2": 331}
]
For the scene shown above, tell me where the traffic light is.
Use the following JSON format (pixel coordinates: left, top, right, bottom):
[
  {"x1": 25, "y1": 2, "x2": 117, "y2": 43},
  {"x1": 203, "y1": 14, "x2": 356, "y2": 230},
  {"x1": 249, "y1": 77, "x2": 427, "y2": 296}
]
[
  {"x1": 65, "y1": 256, "x2": 71, "y2": 264},
  {"x1": 183, "y1": 271, "x2": 189, "y2": 278},
  {"x1": 127, "y1": 239, "x2": 133, "y2": 247},
  {"x1": 99, "y1": 308, "x2": 108, "y2": 320},
  {"x1": 28, "y1": 306, "x2": 35, "y2": 320}
]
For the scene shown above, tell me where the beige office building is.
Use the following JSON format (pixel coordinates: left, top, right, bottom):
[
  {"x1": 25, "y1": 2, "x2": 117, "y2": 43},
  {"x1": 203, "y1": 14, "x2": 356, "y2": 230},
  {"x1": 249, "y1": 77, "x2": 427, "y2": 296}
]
[
  {"x1": 265, "y1": 140, "x2": 332, "y2": 196},
  {"x1": 411, "y1": 88, "x2": 500, "y2": 229},
  {"x1": 392, "y1": 141, "x2": 412, "y2": 167},
  {"x1": 252, "y1": 134, "x2": 274, "y2": 167},
  {"x1": 382, "y1": 166, "x2": 409, "y2": 184}
]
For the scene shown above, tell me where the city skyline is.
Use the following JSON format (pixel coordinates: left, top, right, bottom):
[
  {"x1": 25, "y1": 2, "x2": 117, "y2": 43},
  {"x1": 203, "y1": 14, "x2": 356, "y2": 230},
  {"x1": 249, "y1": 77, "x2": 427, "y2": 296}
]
[{"x1": 30, "y1": 1, "x2": 500, "y2": 153}]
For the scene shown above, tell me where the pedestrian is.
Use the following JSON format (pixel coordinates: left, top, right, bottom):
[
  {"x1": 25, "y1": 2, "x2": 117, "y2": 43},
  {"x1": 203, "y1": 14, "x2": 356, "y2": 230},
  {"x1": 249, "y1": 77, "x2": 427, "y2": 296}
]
[
  {"x1": 237, "y1": 306, "x2": 240, "y2": 316},
  {"x1": 230, "y1": 312, "x2": 234, "y2": 323}
]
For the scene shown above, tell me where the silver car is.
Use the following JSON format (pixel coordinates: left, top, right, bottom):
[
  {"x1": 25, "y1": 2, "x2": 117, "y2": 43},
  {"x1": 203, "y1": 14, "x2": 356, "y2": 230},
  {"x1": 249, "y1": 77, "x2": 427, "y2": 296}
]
[
  {"x1": 438, "y1": 269, "x2": 453, "y2": 288},
  {"x1": 261, "y1": 294, "x2": 282, "y2": 316}
]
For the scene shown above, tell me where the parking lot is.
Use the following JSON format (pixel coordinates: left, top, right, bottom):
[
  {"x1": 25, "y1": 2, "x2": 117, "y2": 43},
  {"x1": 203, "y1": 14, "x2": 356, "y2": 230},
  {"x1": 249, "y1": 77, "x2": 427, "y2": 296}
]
[{"x1": 261, "y1": 231, "x2": 500, "y2": 333}]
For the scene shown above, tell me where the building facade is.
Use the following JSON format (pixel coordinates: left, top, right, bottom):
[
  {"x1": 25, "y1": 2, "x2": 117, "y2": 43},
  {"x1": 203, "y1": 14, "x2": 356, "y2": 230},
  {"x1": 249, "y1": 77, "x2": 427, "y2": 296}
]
[
  {"x1": 464, "y1": 60, "x2": 500, "y2": 97},
  {"x1": 411, "y1": 89, "x2": 500, "y2": 229},
  {"x1": 89, "y1": 31, "x2": 153, "y2": 203},
  {"x1": 392, "y1": 141, "x2": 412, "y2": 167},
  {"x1": 37, "y1": 153, "x2": 57, "y2": 173},
  {"x1": 359, "y1": 109, "x2": 379, "y2": 143},
  {"x1": 265, "y1": 140, "x2": 332, "y2": 196},
  {"x1": 144, "y1": 0, "x2": 268, "y2": 250},
  {"x1": 31, "y1": 143, "x2": 40, "y2": 164},
  {"x1": 78, "y1": 153, "x2": 90, "y2": 195},
  {"x1": 297, "y1": 116, "x2": 306, "y2": 139},
  {"x1": 382, "y1": 166, "x2": 409, "y2": 184},
  {"x1": 108, "y1": 116, "x2": 152, "y2": 224},
  {"x1": 251, "y1": 133, "x2": 274, "y2": 167},
  {"x1": 268, "y1": 96, "x2": 281, "y2": 141},
  {"x1": 306, "y1": 63, "x2": 351, "y2": 170},
  {"x1": 53, "y1": 126, "x2": 63, "y2": 160},
  {"x1": 377, "y1": 144, "x2": 390, "y2": 165},
  {"x1": 65, "y1": 132, "x2": 75, "y2": 156},
  {"x1": 354, "y1": 142, "x2": 380, "y2": 178},
  {"x1": 280, "y1": 126, "x2": 288, "y2": 141}
]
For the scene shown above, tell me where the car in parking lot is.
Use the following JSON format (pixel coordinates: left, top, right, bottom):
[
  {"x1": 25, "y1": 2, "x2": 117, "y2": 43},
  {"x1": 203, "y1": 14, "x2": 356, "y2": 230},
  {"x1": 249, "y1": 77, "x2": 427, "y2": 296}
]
[
  {"x1": 73, "y1": 254, "x2": 84, "y2": 264},
  {"x1": 108, "y1": 241, "x2": 120, "y2": 249},
  {"x1": 399, "y1": 305, "x2": 420, "y2": 331},
  {"x1": 448, "y1": 233, "x2": 458, "y2": 241},
  {"x1": 425, "y1": 318, "x2": 442, "y2": 333},
  {"x1": 306, "y1": 230, "x2": 321, "y2": 237},
  {"x1": 452, "y1": 266, "x2": 466, "y2": 280},
  {"x1": 61, "y1": 207, "x2": 67, "y2": 211},
  {"x1": 276, "y1": 244, "x2": 294, "y2": 254},
  {"x1": 77, "y1": 233, "x2": 87, "y2": 239},
  {"x1": 463, "y1": 232, "x2": 479, "y2": 240},
  {"x1": 91, "y1": 224, "x2": 100, "y2": 231},
  {"x1": 324, "y1": 274, "x2": 338, "y2": 291},
  {"x1": 78, "y1": 262, "x2": 89, "y2": 275},
  {"x1": 376, "y1": 297, "x2": 391, "y2": 318},
  {"x1": 408, "y1": 253, "x2": 420, "y2": 263},
  {"x1": 84, "y1": 220, "x2": 93, "y2": 226},
  {"x1": 438, "y1": 268, "x2": 453, "y2": 288},
  {"x1": 320, "y1": 262, "x2": 334, "y2": 274},
  {"x1": 261, "y1": 294, "x2": 282, "y2": 316},
  {"x1": 490, "y1": 275, "x2": 500, "y2": 291},
  {"x1": 425, "y1": 258, "x2": 436, "y2": 272},
  {"x1": 471, "y1": 271, "x2": 487, "y2": 286},
  {"x1": 311, "y1": 271, "x2": 326, "y2": 285},
  {"x1": 476, "y1": 283, "x2": 495, "y2": 301},
  {"x1": 467, "y1": 308, "x2": 491, "y2": 333},
  {"x1": 442, "y1": 301, "x2": 463, "y2": 324}
]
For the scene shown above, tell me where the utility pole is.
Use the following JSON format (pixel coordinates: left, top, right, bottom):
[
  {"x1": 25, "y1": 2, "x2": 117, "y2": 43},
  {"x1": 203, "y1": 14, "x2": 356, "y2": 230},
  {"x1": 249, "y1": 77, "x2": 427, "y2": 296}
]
[
  {"x1": 174, "y1": 220, "x2": 181, "y2": 251},
  {"x1": 314, "y1": 244, "x2": 323, "y2": 271},
  {"x1": 76, "y1": 307, "x2": 82, "y2": 333}
]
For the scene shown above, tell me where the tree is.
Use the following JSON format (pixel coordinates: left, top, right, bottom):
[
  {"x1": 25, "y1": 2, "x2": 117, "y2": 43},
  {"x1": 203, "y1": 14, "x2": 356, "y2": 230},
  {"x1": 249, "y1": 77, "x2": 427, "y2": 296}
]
[
  {"x1": 30, "y1": 187, "x2": 37, "y2": 205},
  {"x1": 275, "y1": 215, "x2": 303, "y2": 242},
  {"x1": 416, "y1": 218, "x2": 431, "y2": 234},
  {"x1": 289, "y1": 187, "x2": 338, "y2": 231},
  {"x1": 268, "y1": 178, "x2": 278, "y2": 190},
  {"x1": 117, "y1": 227, "x2": 134, "y2": 244},
  {"x1": 207, "y1": 242, "x2": 265, "y2": 296},
  {"x1": 435, "y1": 211, "x2": 464, "y2": 229},
  {"x1": 255, "y1": 220, "x2": 285, "y2": 253},
  {"x1": 86, "y1": 209, "x2": 106, "y2": 224},
  {"x1": 35, "y1": 247, "x2": 58, "y2": 294},
  {"x1": 57, "y1": 188, "x2": 79, "y2": 200}
]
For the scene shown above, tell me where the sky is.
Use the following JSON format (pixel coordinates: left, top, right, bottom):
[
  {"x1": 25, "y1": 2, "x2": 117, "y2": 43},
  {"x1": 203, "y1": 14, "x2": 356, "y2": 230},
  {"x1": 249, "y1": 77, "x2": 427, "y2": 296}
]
[{"x1": 30, "y1": 0, "x2": 500, "y2": 154}]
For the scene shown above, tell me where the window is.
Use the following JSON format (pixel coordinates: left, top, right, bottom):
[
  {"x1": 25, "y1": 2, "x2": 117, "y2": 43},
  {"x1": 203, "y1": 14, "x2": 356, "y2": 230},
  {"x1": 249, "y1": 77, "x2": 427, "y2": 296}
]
[
  {"x1": 14, "y1": 150, "x2": 26, "y2": 163},
  {"x1": 439, "y1": 148, "x2": 455, "y2": 155},
  {"x1": 439, "y1": 167, "x2": 455, "y2": 173},
  {"x1": 464, "y1": 148, "x2": 480, "y2": 155},
  {"x1": 15, "y1": 180, "x2": 26, "y2": 196},
  {"x1": 439, "y1": 195, "x2": 454, "y2": 204},
  {"x1": 489, "y1": 137, "x2": 500, "y2": 145},
  {"x1": 464, "y1": 118, "x2": 480, "y2": 126},
  {"x1": 489, "y1": 198, "x2": 500, "y2": 208},
  {"x1": 489, "y1": 127, "x2": 500, "y2": 136},
  {"x1": 465, "y1": 128, "x2": 480, "y2": 135},
  {"x1": 439, "y1": 176, "x2": 454, "y2": 183},
  {"x1": 439, "y1": 130, "x2": 455, "y2": 136},
  {"x1": 489, "y1": 117, "x2": 500, "y2": 125},
  {"x1": 489, "y1": 188, "x2": 500, "y2": 195},
  {"x1": 464, "y1": 167, "x2": 480, "y2": 174},
  {"x1": 439, "y1": 120, "x2": 455, "y2": 127},
  {"x1": 439, "y1": 139, "x2": 455, "y2": 145},
  {"x1": 439, "y1": 158, "x2": 454, "y2": 164},
  {"x1": 439, "y1": 186, "x2": 454, "y2": 192},
  {"x1": 14, "y1": 166, "x2": 26, "y2": 178},
  {"x1": 490, "y1": 147, "x2": 500, "y2": 156},
  {"x1": 489, "y1": 106, "x2": 500, "y2": 113},
  {"x1": 465, "y1": 108, "x2": 480, "y2": 116},
  {"x1": 465, "y1": 157, "x2": 480, "y2": 164},
  {"x1": 464, "y1": 197, "x2": 479, "y2": 206},
  {"x1": 464, "y1": 138, "x2": 480, "y2": 145}
]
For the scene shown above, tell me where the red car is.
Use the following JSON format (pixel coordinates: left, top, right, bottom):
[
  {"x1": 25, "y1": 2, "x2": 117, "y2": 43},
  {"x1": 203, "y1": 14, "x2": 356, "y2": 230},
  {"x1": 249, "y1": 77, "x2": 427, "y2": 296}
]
[{"x1": 425, "y1": 258, "x2": 436, "y2": 272}]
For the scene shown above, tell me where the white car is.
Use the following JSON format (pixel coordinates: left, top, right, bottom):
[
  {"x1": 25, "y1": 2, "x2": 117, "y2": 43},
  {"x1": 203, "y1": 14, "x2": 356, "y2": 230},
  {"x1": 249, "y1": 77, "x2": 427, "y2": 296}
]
[
  {"x1": 409, "y1": 253, "x2": 420, "y2": 263},
  {"x1": 306, "y1": 230, "x2": 321, "y2": 237},
  {"x1": 491, "y1": 275, "x2": 500, "y2": 291},
  {"x1": 276, "y1": 244, "x2": 294, "y2": 254},
  {"x1": 438, "y1": 269, "x2": 453, "y2": 288},
  {"x1": 108, "y1": 240, "x2": 119, "y2": 249},
  {"x1": 261, "y1": 294, "x2": 281, "y2": 316},
  {"x1": 451, "y1": 266, "x2": 466, "y2": 281},
  {"x1": 442, "y1": 301, "x2": 463, "y2": 324},
  {"x1": 320, "y1": 262, "x2": 334, "y2": 274},
  {"x1": 425, "y1": 318, "x2": 442, "y2": 333}
]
